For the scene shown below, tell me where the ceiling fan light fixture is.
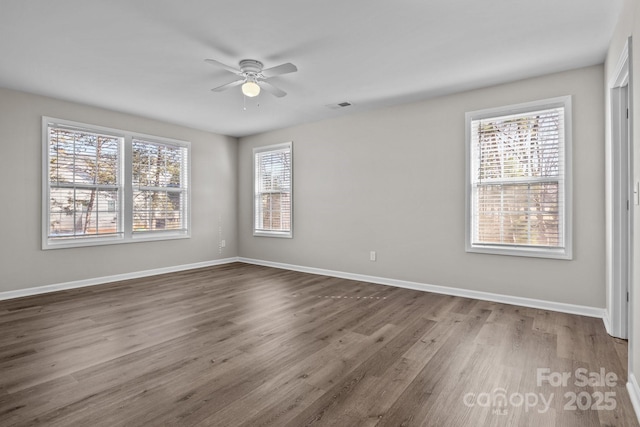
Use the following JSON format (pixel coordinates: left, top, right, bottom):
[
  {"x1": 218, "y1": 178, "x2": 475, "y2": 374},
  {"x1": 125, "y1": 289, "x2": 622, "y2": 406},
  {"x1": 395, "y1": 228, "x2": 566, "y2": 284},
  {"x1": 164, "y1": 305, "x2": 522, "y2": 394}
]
[
  {"x1": 207, "y1": 58, "x2": 294, "y2": 98},
  {"x1": 241, "y1": 80, "x2": 260, "y2": 97}
]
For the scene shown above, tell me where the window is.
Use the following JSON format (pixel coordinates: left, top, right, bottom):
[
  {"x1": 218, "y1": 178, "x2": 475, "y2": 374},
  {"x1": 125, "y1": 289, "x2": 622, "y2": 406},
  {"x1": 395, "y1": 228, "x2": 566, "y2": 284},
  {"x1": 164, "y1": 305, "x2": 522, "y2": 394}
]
[
  {"x1": 132, "y1": 139, "x2": 189, "y2": 235},
  {"x1": 43, "y1": 117, "x2": 190, "y2": 249},
  {"x1": 254, "y1": 142, "x2": 292, "y2": 237},
  {"x1": 465, "y1": 96, "x2": 572, "y2": 259}
]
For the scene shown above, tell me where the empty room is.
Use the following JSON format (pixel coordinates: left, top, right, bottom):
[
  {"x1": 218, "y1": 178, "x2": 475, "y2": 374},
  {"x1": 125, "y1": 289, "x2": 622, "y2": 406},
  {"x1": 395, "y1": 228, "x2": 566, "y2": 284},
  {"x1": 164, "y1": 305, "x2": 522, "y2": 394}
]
[{"x1": 2, "y1": 0, "x2": 640, "y2": 426}]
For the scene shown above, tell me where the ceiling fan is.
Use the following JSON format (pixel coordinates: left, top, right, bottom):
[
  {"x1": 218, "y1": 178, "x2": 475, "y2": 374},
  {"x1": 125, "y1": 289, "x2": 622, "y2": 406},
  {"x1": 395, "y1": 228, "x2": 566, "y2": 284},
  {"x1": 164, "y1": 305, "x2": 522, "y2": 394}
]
[{"x1": 205, "y1": 58, "x2": 297, "y2": 98}]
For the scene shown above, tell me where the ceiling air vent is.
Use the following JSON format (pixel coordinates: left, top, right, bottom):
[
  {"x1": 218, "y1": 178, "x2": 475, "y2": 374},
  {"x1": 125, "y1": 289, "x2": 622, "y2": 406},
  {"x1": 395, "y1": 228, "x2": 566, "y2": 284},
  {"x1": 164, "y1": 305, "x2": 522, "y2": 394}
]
[{"x1": 326, "y1": 102, "x2": 352, "y2": 110}]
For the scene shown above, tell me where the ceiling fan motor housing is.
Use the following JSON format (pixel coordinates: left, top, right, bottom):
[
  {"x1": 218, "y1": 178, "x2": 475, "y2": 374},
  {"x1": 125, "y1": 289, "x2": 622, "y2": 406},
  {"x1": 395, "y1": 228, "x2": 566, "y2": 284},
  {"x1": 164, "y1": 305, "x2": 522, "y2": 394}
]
[{"x1": 239, "y1": 59, "x2": 263, "y2": 75}]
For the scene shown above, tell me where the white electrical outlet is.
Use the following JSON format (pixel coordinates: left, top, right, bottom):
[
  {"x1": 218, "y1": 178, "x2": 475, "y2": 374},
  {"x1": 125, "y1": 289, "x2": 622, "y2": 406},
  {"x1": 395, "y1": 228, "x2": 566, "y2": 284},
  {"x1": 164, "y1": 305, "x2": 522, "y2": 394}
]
[
  {"x1": 370, "y1": 251, "x2": 376, "y2": 261},
  {"x1": 221, "y1": 240, "x2": 226, "y2": 248}
]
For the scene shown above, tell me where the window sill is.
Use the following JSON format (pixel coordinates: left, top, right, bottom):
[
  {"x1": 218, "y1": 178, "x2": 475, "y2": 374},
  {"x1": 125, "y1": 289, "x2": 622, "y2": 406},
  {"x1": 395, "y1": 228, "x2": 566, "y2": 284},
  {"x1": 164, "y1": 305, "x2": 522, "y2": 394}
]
[
  {"x1": 466, "y1": 244, "x2": 572, "y2": 260},
  {"x1": 253, "y1": 230, "x2": 292, "y2": 238},
  {"x1": 43, "y1": 236, "x2": 125, "y2": 250},
  {"x1": 43, "y1": 232, "x2": 189, "y2": 250}
]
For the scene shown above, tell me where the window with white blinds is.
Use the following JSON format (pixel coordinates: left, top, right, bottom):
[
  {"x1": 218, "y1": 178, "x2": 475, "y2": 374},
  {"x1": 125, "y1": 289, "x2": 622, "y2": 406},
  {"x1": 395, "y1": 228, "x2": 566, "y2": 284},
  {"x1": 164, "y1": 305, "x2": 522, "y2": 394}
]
[
  {"x1": 465, "y1": 97, "x2": 572, "y2": 259},
  {"x1": 254, "y1": 142, "x2": 292, "y2": 237},
  {"x1": 132, "y1": 139, "x2": 189, "y2": 235},
  {"x1": 46, "y1": 125, "x2": 123, "y2": 243},
  {"x1": 43, "y1": 117, "x2": 190, "y2": 249}
]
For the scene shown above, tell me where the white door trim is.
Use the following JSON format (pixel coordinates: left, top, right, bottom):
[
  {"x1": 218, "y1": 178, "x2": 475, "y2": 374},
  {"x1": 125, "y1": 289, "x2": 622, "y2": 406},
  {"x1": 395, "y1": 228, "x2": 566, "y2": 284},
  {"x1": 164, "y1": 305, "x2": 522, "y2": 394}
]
[{"x1": 608, "y1": 37, "x2": 632, "y2": 340}]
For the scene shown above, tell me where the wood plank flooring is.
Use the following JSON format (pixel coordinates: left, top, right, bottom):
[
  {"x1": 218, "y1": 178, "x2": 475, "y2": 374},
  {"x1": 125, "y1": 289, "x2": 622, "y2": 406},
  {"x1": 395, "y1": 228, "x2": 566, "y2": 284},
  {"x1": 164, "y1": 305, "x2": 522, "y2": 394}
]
[{"x1": 0, "y1": 262, "x2": 637, "y2": 426}]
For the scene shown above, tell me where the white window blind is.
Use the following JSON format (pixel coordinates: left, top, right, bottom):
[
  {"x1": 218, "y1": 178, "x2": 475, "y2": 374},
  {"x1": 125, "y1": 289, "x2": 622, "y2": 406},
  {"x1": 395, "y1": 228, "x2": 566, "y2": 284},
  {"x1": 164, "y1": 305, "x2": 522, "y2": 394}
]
[
  {"x1": 466, "y1": 97, "x2": 572, "y2": 259},
  {"x1": 46, "y1": 124, "x2": 123, "y2": 242},
  {"x1": 132, "y1": 139, "x2": 189, "y2": 235},
  {"x1": 254, "y1": 142, "x2": 292, "y2": 237},
  {"x1": 43, "y1": 117, "x2": 190, "y2": 249}
]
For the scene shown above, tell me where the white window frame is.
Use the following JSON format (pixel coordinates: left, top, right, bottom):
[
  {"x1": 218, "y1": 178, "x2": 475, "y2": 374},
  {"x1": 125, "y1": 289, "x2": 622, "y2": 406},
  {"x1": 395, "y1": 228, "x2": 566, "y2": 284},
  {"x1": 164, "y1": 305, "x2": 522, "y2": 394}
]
[
  {"x1": 131, "y1": 137, "x2": 190, "y2": 240},
  {"x1": 253, "y1": 142, "x2": 293, "y2": 238},
  {"x1": 43, "y1": 117, "x2": 191, "y2": 250},
  {"x1": 465, "y1": 96, "x2": 572, "y2": 259}
]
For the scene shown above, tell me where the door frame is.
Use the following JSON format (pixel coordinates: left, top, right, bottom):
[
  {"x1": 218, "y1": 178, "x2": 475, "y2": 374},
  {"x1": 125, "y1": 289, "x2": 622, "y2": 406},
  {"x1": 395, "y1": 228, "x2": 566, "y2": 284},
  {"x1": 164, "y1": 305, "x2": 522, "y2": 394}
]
[{"x1": 608, "y1": 37, "x2": 632, "y2": 340}]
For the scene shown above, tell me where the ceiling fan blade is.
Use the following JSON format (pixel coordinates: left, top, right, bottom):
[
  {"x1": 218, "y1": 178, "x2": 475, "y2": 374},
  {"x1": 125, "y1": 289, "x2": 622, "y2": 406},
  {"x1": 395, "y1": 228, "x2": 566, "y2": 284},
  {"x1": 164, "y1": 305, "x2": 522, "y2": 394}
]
[
  {"x1": 261, "y1": 63, "x2": 297, "y2": 78},
  {"x1": 211, "y1": 79, "x2": 244, "y2": 92},
  {"x1": 258, "y1": 80, "x2": 287, "y2": 97},
  {"x1": 204, "y1": 59, "x2": 241, "y2": 74}
]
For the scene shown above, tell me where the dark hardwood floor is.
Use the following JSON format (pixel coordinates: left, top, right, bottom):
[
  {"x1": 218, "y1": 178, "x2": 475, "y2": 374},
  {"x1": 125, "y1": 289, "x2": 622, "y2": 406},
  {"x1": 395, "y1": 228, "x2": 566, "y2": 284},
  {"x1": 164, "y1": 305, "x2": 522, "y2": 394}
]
[{"x1": 0, "y1": 262, "x2": 637, "y2": 426}]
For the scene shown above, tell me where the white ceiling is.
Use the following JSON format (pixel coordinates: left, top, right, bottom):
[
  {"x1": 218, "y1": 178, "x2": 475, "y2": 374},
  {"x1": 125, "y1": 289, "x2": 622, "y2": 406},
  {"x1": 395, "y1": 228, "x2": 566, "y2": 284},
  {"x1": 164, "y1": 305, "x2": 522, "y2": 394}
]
[{"x1": 0, "y1": 0, "x2": 623, "y2": 138}]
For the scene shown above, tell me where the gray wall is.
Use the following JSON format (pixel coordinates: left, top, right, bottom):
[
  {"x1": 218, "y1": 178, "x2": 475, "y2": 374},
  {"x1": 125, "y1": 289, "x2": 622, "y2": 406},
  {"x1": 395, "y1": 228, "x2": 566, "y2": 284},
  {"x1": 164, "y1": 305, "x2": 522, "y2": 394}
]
[
  {"x1": 238, "y1": 65, "x2": 605, "y2": 308},
  {"x1": 0, "y1": 87, "x2": 238, "y2": 292}
]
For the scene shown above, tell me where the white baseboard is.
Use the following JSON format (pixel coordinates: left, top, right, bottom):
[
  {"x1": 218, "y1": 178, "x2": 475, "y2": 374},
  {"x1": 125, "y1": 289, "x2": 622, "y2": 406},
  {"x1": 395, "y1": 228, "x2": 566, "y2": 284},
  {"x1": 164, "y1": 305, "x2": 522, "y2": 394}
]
[
  {"x1": 1, "y1": 256, "x2": 606, "y2": 320},
  {"x1": 0, "y1": 257, "x2": 240, "y2": 301},
  {"x1": 238, "y1": 257, "x2": 606, "y2": 318},
  {"x1": 603, "y1": 310, "x2": 612, "y2": 335},
  {"x1": 628, "y1": 373, "x2": 640, "y2": 424}
]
